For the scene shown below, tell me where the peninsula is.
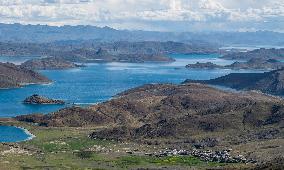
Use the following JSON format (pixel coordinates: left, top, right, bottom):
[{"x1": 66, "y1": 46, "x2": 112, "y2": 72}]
[
  {"x1": 184, "y1": 68, "x2": 284, "y2": 96},
  {"x1": 0, "y1": 62, "x2": 50, "y2": 89},
  {"x1": 186, "y1": 58, "x2": 284, "y2": 70}
]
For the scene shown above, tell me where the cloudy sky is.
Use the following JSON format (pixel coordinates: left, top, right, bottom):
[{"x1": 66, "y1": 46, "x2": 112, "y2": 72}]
[{"x1": 0, "y1": 0, "x2": 283, "y2": 32}]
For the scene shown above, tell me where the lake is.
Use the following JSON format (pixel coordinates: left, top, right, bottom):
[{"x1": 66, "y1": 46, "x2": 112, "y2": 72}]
[
  {"x1": 0, "y1": 53, "x2": 263, "y2": 117},
  {"x1": 0, "y1": 126, "x2": 34, "y2": 143}
]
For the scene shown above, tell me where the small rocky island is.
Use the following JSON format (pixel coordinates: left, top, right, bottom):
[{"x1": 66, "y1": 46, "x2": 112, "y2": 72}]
[
  {"x1": 21, "y1": 57, "x2": 84, "y2": 70},
  {"x1": 23, "y1": 94, "x2": 65, "y2": 105},
  {"x1": 186, "y1": 62, "x2": 224, "y2": 69},
  {"x1": 186, "y1": 58, "x2": 284, "y2": 70}
]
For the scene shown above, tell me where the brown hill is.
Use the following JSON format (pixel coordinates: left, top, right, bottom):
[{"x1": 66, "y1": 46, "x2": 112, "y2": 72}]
[
  {"x1": 15, "y1": 83, "x2": 284, "y2": 165},
  {"x1": 0, "y1": 62, "x2": 51, "y2": 88},
  {"x1": 184, "y1": 69, "x2": 284, "y2": 95},
  {"x1": 16, "y1": 83, "x2": 284, "y2": 142},
  {"x1": 221, "y1": 48, "x2": 284, "y2": 60},
  {"x1": 21, "y1": 57, "x2": 83, "y2": 70}
]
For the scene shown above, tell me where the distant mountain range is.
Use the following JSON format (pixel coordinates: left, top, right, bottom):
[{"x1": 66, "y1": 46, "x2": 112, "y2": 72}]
[
  {"x1": 1, "y1": 23, "x2": 284, "y2": 46},
  {"x1": 0, "y1": 41, "x2": 216, "y2": 64}
]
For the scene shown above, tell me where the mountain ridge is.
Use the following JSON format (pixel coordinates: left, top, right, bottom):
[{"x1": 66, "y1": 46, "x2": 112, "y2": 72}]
[
  {"x1": 184, "y1": 69, "x2": 284, "y2": 95},
  {"x1": 1, "y1": 23, "x2": 283, "y2": 46}
]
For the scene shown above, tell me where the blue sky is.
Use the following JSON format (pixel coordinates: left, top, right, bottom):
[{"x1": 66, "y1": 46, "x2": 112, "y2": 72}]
[{"x1": 0, "y1": 0, "x2": 283, "y2": 32}]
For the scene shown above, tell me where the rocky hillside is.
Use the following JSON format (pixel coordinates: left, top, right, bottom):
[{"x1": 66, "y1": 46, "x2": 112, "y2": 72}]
[
  {"x1": 16, "y1": 83, "x2": 284, "y2": 141},
  {"x1": 221, "y1": 48, "x2": 284, "y2": 60},
  {"x1": 14, "y1": 83, "x2": 284, "y2": 167},
  {"x1": 21, "y1": 57, "x2": 83, "y2": 70},
  {"x1": 186, "y1": 58, "x2": 284, "y2": 70},
  {"x1": 0, "y1": 62, "x2": 51, "y2": 89},
  {"x1": 184, "y1": 69, "x2": 284, "y2": 95}
]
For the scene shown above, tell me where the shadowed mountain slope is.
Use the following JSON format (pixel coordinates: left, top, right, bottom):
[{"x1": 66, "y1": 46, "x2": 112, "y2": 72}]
[{"x1": 184, "y1": 69, "x2": 284, "y2": 95}]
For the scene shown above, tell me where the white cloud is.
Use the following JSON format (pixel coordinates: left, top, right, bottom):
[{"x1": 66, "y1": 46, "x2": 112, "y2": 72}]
[{"x1": 0, "y1": 0, "x2": 283, "y2": 32}]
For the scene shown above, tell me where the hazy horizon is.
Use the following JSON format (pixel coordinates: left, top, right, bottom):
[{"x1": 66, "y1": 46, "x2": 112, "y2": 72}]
[
  {"x1": 0, "y1": 0, "x2": 283, "y2": 32},
  {"x1": 2, "y1": 22, "x2": 284, "y2": 33}
]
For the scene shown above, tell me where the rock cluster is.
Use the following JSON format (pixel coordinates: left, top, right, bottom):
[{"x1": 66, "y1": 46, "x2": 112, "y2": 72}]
[
  {"x1": 23, "y1": 94, "x2": 65, "y2": 105},
  {"x1": 142, "y1": 149, "x2": 255, "y2": 164}
]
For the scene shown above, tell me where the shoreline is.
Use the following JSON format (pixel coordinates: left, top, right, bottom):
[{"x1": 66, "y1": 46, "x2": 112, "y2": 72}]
[
  {"x1": 0, "y1": 125, "x2": 36, "y2": 142},
  {"x1": 18, "y1": 126, "x2": 36, "y2": 142}
]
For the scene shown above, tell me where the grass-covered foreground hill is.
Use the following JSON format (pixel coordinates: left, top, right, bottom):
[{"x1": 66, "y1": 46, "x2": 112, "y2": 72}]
[
  {"x1": 0, "y1": 120, "x2": 245, "y2": 170},
  {"x1": 13, "y1": 83, "x2": 284, "y2": 169}
]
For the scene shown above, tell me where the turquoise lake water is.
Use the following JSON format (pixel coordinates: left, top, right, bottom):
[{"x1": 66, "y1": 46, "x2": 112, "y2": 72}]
[
  {"x1": 0, "y1": 126, "x2": 33, "y2": 142},
  {"x1": 0, "y1": 54, "x2": 262, "y2": 117},
  {"x1": 0, "y1": 53, "x2": 263, "y2": 142}
]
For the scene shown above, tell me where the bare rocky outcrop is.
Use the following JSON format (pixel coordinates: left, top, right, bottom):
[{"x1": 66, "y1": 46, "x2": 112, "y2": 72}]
[{"x1": 23, "y1": 94, "x2": 65, "y2": 105}]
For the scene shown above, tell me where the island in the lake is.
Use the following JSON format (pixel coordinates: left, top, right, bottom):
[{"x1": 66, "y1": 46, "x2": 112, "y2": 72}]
[
  {"x1": 186, "y1": 58, "x2": 284, "y2": 70},
  {"x1": 23, "y1": 94, "x2": 65, "y2": 105},
  {"x1": 184, "y1": 68, "x2": 284, "y2": 95},
  {"x1": 0, "y1": 62, "x2": 50, "y2": 89}
]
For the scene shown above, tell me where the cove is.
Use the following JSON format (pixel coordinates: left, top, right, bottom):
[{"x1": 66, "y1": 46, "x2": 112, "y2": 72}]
[{"x1": 0, "y1": 125, "x2": 34, "y2": 143}]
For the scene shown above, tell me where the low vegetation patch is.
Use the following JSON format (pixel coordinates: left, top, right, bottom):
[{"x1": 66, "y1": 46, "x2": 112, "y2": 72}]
[{"x1": 115, "y1": 155, "x2": 225, "y2": 168}]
